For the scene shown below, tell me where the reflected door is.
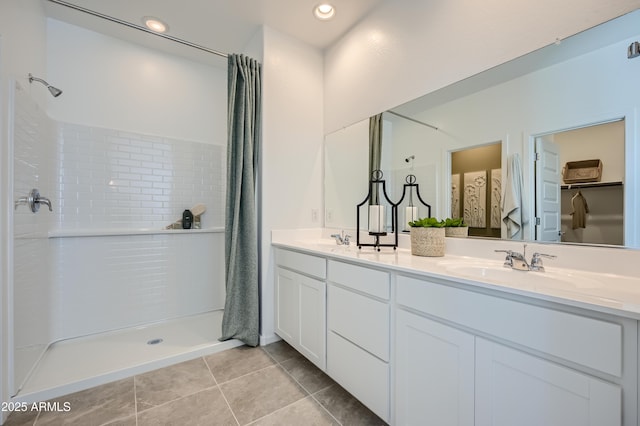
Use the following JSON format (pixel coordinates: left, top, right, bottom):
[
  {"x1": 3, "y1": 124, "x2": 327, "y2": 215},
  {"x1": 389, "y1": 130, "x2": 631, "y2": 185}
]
[{"x1": 535, "y1": 136, "x2": 561, "y2": 242}]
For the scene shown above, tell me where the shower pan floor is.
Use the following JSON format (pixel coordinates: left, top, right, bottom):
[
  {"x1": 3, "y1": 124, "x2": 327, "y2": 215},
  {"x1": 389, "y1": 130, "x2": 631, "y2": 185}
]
[{"x1": 15, "y1": 310, "x2": 242, "y2": 404}]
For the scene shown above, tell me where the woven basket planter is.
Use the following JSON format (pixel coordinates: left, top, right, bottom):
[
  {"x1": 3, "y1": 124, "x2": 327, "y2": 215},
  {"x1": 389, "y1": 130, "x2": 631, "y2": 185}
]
[
  {"x1": 410, "y1": 227, "x2": 445, "y2": 257},
  {"x1": 445, "y1": 226, "x2": 468, "y2": 238}
]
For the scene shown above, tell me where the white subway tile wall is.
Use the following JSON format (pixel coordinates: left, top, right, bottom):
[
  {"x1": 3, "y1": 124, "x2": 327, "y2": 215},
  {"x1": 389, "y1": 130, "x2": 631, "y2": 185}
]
[
  {"x1": 52, "y1": 233, "x2": 225, "y2": 339},
  {"x1": 56, "y1": 122, "x2": 225, "y2": 230}
]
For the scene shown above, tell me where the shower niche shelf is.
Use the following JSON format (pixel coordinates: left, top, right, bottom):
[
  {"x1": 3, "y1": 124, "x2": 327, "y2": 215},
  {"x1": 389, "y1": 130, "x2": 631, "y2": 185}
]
[{"x1": 48, "y1": 227, "x2": 224, "y2": 239}]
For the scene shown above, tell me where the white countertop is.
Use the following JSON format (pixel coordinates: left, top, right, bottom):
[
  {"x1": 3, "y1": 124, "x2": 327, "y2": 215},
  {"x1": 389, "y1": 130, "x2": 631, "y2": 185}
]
[{"x1": 272, "y1": 229, "x2": 640, "y2": 320}]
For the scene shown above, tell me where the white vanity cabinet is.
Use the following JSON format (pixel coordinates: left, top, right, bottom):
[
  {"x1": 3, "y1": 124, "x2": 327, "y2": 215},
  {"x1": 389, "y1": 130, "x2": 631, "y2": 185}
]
[
  {"x1": 326, "y1": 260, "x2": 391, "y2": 422},
  {"x1": 395, "y1": 274, "x2": 624, "y2": 426},
  {"x1": 395, "y1": 309, "x2": 475, "y2": 426},
  {"x1": 274, "y1": 248, "x2": 326, "y2": 370},
  {"x1": 475, "y1": 338, "x2": 620, "y2": 426},
  {"x1": 272, "y1": 240, "x2": 638, "y2": 426}
]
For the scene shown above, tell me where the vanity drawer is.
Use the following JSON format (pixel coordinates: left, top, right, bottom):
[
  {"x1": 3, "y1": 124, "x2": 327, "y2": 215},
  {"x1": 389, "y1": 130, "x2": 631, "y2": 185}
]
[
  {"x1": 397, "y1": 275, "x2": 622, "y2": 377},
  {"x1": 276, "y1": 248, "x2": 326, "y2": 280},
  {"x1": 328, "y1": 284, "x2": 390, "y2": 361},
  {"x1": 328, "y1": 260, "x2": 389, "y2": 300},
  {"x1": 327, "y1": 331, "x2": 389, "y2": 422}
]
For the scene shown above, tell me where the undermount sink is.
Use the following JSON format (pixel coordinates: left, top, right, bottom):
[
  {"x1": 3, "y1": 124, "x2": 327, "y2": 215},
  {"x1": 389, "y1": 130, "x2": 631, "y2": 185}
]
[
  {"x1": 442, "y1": 262, "x2": 603, "y2": 290},
  {"x1": 439, "y1": 261, "x2": 640, "y2": 305},
  {"x1": 297, "y1": 239, "x2": 353, "y2": 253},
  {"x1": 444, "y1": 263, "x2": 513, "y2": 280}
]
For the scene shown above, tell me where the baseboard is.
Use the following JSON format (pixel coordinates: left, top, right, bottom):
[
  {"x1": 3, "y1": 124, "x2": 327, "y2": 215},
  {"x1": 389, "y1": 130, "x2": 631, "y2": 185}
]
[{"x1": 259, "y1": 333, "x2": 281, "y2": 346}]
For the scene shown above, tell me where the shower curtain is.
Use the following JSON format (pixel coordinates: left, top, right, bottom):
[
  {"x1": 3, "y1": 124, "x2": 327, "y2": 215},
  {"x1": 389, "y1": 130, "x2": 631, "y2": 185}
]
[{"x1": 220, "y1": 54, "x2": 261, "y2": 347}]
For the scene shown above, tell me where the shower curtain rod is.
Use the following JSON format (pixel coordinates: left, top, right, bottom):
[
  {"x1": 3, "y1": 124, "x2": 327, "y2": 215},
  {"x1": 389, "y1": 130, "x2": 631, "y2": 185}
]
[
  {"x1": 386, "y1": 110, "x2": 438, "y2": 131},
  {"x1": 46, "y1": 0, "x2": 229, "y2": 59}
]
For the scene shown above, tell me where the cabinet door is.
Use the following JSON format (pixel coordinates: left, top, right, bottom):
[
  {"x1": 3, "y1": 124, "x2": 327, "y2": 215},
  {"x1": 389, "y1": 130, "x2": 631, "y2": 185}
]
[
  {"x1": 299, "y1": 275, "x2": 326, "y2": 370},
  {"x1": 275, "y1": 267, "x2": 299, "y2": 344},
  {"x1": 395, "y1": 309, "x2": 475, "y2": 426},
  {"x1": 475, "y1": 338, "x2": 621, "y2": 426},
  {"x1": 275, "y1": 267, "x2": 326, "y2": 370}
]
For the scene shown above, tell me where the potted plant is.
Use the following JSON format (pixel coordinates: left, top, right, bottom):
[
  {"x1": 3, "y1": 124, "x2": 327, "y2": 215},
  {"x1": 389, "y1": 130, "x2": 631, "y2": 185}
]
[
  {"x1": 444, "y1": 217, "x2": 469, "y2": 238},
  {"x1": 408, "y1": 217, "x2": 446, "y2": 257}
]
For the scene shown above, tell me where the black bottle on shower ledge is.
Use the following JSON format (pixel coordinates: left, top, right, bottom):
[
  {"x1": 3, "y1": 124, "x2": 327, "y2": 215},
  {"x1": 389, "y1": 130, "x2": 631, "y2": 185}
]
[{"x1": 182, "y1": 209, "x2": 193, "y2": 229}]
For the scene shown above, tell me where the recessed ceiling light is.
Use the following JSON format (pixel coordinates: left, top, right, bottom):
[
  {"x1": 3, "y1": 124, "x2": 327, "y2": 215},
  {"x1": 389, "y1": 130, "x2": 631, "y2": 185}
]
[
  {"x1": 142, "y1": 16, "x2": 169, "y2": 33},
  {"x1": 314, "y1": 4, "x2": 336, "y2": 20}
]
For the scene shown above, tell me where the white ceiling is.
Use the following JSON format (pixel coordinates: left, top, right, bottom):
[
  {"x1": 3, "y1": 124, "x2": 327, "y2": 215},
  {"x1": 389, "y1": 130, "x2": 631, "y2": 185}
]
[{"x1": 42, "y1": 0, "x2": 385, "y2": 65}]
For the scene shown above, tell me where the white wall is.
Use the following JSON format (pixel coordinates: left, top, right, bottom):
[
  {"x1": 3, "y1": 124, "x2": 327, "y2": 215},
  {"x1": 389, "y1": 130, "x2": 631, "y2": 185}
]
[
  {"x1": 260, "y1": 26, "x2": 324, "y2": 343},
  {"x1": 0, "y1": 0, "x2": 48, "y2": 415},
  {"x1": 0, "y1": 1, "x2": 48, "y2": 101},
  {"x1": 46, "y1": 19, "x2": 226, "y2": 144},
  {"x1": 324, "y1": 0, "x2": 640, "y2": 133}
]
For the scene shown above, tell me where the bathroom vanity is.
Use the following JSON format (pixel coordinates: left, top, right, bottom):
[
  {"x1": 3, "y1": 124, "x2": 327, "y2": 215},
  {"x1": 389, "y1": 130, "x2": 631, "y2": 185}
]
[{"x1": 272, "y1": 231, "x2": 640, "y2": 425}]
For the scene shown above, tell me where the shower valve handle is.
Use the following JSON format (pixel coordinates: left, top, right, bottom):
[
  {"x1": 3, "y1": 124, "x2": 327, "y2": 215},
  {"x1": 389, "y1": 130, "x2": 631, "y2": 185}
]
[{"x1": 14, "y1": 188, "x2": 52, "y2": 213}]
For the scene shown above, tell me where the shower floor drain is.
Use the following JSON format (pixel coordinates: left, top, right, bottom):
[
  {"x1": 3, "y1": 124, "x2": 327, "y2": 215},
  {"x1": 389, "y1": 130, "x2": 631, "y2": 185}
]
[{"x1": 147, "y1": 338, "x2": 164, "y2": 345}]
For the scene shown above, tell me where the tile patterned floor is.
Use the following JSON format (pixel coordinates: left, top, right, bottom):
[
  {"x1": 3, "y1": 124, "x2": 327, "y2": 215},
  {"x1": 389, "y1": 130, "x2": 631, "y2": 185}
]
[{"x1": 5, "y1": 341, "x2": 387, "y2": 426}]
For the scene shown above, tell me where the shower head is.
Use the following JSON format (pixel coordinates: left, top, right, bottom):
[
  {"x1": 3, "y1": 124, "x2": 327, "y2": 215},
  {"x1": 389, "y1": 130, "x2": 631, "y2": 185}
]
[
  {"x1": 405, "y1": 155, "x2": 415, "y2": 163},
  {"x1": 28, "y1": 73, "x2": 63, "y2": 97},
  {"x1": 47, "y1": 86, "x2": 63, "y2": 97}
]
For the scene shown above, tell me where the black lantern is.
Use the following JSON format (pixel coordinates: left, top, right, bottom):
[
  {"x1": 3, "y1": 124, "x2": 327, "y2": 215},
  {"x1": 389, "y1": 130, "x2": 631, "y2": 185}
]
[{"x1": 356, "y1": 170, "x2": 398, "y2": 251}]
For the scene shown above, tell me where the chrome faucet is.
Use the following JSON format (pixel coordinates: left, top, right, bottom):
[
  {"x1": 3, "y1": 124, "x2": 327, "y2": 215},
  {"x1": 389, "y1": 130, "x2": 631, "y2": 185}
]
[
  {"x1": 330, "y1": 230, "x2": 351, "y2": 246},
  {"x1": 495, "y1": 244, "x2": 556, "y2": 272},
  {"x1": 529, "y1": 252, "x2": 557, "y2": 272},
  {"x1": 495, "y1": 249, "x2": 530, "y2": 271}
]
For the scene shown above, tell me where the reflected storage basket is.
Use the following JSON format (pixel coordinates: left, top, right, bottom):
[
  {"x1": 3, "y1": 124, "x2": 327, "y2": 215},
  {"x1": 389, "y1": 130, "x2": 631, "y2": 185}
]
[
  {"x1": 410, "y1": 227, "x2": 445, "y2": 257},
  {"x1": 562, "y1": 159, "x2": 603, "y2": 184}
]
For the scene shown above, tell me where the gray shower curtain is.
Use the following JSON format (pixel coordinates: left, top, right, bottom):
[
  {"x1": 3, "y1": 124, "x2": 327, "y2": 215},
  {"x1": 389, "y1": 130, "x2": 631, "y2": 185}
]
[{"x1": 220, "y1": 54, "x2": 261, "y2": 347}]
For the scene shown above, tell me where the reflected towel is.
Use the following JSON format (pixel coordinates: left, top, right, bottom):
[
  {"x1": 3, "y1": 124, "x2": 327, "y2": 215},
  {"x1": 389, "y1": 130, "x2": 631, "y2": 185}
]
[{"x1": 502, "y1": 153, "x2": 526, "y2": 239}]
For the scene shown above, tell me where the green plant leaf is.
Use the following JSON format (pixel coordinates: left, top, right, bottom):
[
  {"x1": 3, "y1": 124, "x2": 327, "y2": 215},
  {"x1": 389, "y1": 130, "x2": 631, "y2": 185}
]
[{"x1": 408, "y1": 217, "x2": 445, "y2": 228}]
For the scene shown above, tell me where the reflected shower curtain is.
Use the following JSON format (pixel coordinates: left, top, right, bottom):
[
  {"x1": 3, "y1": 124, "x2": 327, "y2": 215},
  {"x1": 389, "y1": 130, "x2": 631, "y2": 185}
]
[
  {"x1": 220, "y1": 54, "x2": 261, "y2": 347},
  {"x1": 369, "y1": 113, "x2": 383, "y2": 204}
]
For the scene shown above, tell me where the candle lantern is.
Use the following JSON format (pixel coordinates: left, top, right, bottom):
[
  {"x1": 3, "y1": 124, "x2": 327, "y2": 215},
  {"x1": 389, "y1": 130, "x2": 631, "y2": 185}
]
[{"x1": 356, "y1": 170, "x2": 398, "y2": 251}]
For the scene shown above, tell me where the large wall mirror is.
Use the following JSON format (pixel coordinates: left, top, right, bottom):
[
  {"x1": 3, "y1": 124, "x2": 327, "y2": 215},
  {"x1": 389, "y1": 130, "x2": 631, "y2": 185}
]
[{"x1": 325, "y1": 9, "x2": 640, "y2": 248}]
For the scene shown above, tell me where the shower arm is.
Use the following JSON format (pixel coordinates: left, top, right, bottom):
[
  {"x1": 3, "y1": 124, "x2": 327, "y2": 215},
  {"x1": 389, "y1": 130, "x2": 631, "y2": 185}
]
[{"x1": 28, "y1": 74, "x2": 48, "y2": 86}]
